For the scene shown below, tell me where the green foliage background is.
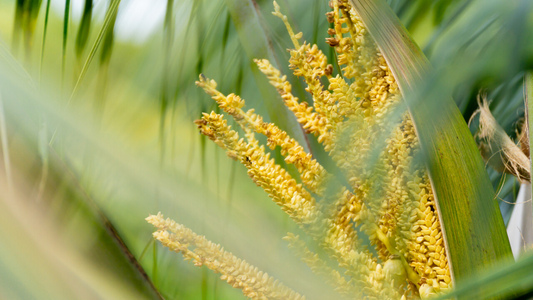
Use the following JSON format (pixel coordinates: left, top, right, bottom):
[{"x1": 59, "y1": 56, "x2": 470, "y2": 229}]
[{"x1": 0, "y1": 0, "x2": 532, "y2": 299}]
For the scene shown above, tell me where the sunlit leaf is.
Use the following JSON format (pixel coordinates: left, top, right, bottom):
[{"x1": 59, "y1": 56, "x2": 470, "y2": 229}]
[{"x1": 348, "y1": 0, "x2": 513, "y2": 284}]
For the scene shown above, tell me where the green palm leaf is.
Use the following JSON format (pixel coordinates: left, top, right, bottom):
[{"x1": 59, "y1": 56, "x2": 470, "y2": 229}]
[{"x1": 348, "y1": 0, "x2": 513, "y2": 285}]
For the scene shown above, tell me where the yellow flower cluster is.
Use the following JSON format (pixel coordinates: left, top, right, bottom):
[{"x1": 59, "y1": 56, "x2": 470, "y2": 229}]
[
  {"x1": 146, "y1": 213, "x2": 306, "y2": 300},
  {"x1": 254, "y1": 58, "x2": 333, "y2": 148},
  {"x1": 407, "y1": 174, "x2": 452, "y2": 290},
  {"x1": 196, "y1": 77, "x2": 329, "y2": 196},
  {"x1": 149, "y1": 0, "x2": 453, "y2": 299},
  {"x1": 194, "y1": 112, "x2": 319, "y2": 225}
]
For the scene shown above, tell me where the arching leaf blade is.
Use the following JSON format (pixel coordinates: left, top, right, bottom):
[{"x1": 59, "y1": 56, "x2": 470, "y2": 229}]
[{"x1": 348, "y1": 0, "x2": 513, "y2": 285}]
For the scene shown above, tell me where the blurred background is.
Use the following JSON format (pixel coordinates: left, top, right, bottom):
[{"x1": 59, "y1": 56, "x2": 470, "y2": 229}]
[{"x1": 0, "y1": 0, "x2": 532, "y2": 299}]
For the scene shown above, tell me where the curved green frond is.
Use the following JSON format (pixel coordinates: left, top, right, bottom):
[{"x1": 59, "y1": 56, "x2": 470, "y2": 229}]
[{"x1": 348, "y1": 0, "x2": 513, "y2": 284}]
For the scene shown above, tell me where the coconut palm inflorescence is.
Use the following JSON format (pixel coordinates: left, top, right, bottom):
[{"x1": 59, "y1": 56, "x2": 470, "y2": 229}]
[{"x1": 148, "y1": 1, "x2": 452, "y2": 299}]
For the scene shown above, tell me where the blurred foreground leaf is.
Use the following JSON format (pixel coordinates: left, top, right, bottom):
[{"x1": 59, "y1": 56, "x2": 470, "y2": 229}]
[
  {"x1": 224, "y1": 0, "x2": 310, "y2": 152},
  {"x1": 435, "y1": 251, "x2": 533, "y2": 300}
]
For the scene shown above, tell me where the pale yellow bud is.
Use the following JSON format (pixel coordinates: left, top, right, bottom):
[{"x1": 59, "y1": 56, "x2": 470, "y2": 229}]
[
  {"x1": 383, "y1": 255, "x2": 407, "y2": 288},
  {"x1": 419, "y1": 283, "x2": 436, "y2": 299}
]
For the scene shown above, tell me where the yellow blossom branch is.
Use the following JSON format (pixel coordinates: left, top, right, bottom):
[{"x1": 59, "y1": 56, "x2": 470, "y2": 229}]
[
  {"x1": 254, "y1": 59, "x2": 336, "y2": 149},
  {"x1": 272, "y1": 1, "x2": 302, "y2": 49},
  {"x1": 195, "y1": 112, "x2": 319, "y2": 225},
  {"x1": 146, "y1": 213, "x2": 306, "y2": 300},
  {"x1": 195, "y1": 75, "x2": 257, "y2": 144},
  {"x1": 196, "y1": 75, "x2": 329, "y2": 196}
]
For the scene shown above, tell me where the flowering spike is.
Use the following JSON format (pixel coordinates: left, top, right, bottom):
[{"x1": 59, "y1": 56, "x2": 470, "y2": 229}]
[
  {"x1": 197, "y1": 73, "x2": 330, "y2": 196},
  {"x1": 147, "y1": 213, "x2": 306, "y2": 300},
  {"x1": 196, "y1": 112, "x2": 319, "y2": 225},
  {"x1": 272, "y1": 1, "x2": 302, "y2": 49}
]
